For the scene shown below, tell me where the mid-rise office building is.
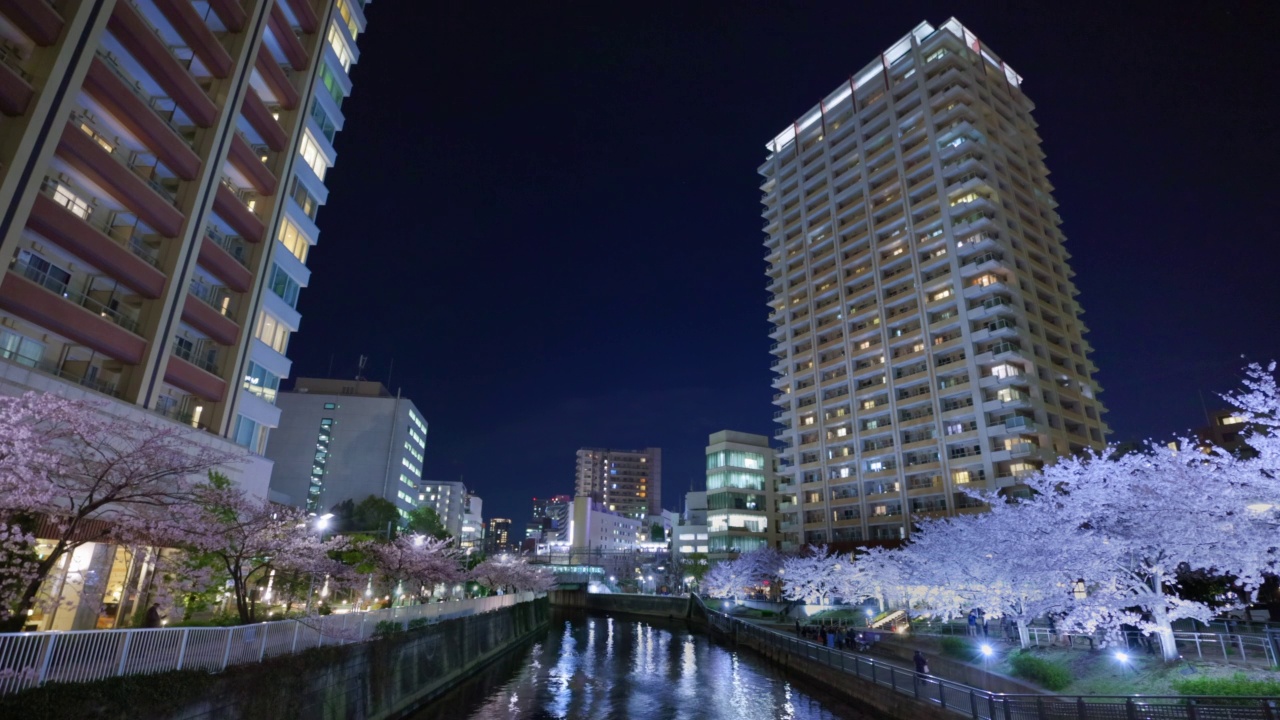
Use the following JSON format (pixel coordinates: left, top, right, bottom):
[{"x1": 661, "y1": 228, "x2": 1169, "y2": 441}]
[
  {"x1": 266, "y1": 377, "x2": 425, "y2": 516},
  {"x1": 569, "y1": 495, "x2": 642, "y2": 553},
  {"x1": 420, "y1": 479, "x2": 467, "y2": 538},
  {"x1": 0, "y1": 0, "x2": 371, "y2": 474},
  {"x1": 458, "y1": 491, "x2": 483, "y2": 553},
  {"x1": 764, "y1": 19, "x2": 1107, "y2": 550},
  {"x1": 705, "y1": 431, "x2": 777, "y2": 558},
  {"x1": 574, "y1": 447, "x2": 662, "y2": 519}
]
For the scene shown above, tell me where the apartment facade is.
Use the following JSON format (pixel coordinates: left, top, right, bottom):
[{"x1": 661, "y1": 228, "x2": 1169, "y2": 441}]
[
  {"x1": 705, "y1": 430, "x2": 777, "y2": 558},
  {"x1": 419, "y1": 479, "x2": 467, "y2": 539},
  {"x1": 265, "y1": 377, "x2": 425, "y2": 516},
  {"x1": 484, "y1": 517, "x2": 511, "y2": 555},
  {"x1": 0, "y1": 0, "x2": 369, "y2": 475},
  {"x1": 459, "y1": 491, "x2": 483, "y2": 553},
  {"x1": 568, "y1": 495, "x2": 642, "y2": 553},
  {"x1": 574, "y1": 447, "x2": 662, "y2": 519},
  {"x1": 764, "y1": 19, "x2": 1107, "y2": 550}
]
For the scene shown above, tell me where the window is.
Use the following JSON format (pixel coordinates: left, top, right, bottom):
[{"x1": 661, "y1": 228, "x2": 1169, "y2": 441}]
[
  {"x1": 326, "y1": 23, "x2": 353, "y2": 72},
  {"x1": 290, "y1": 178, "x2": 319, "y2": 221},
  {"x1": 0, "y1": 329, "x2": 44, "y2": 367},
  {"x1": 232, "y1": 415, "x2": 268, "y2": 454},
  {"x1": 268, "y1": 264, "x2": 301, "y2": 308},
  {"x1": 242, "y1": 361, "x2": 281, "y2": 403},
  {"x1": 318, "y1": 64, "x2": 345, "y2": 106},
  {"x1": 309, "y1": 98, "x2": 337, "y2": 143},
  {"x1": 51, "y1": 182, "x2": 91, "y2": 219},
  {"x1": 255, "y1": 311, "x2": 290, "y2": 354},
  {"x1": 17, "y1": 249, "x2": 71, "y2": 293},
  {"x1": 297, "y1": 133, "x2": 329, "y2": 181},
  {"x1": 336, "y1": 0, "x2": 359, "y2": 38},
  {"x1": 277, "y1": 217, "x2": 310, "y2": 263}
]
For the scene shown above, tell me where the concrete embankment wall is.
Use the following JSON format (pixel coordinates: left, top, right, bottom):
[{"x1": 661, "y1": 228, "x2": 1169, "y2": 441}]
[
  {"x1": 7, "y1": 598, "x2": 550, "y2": 720},
  {"x1": 581, "y1": 592, "x2": 691, "y2": 619}
]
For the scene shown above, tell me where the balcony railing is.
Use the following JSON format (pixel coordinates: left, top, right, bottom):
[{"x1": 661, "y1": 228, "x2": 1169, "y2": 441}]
[
  {"x1": 0, "y1": 351, "x2": 122, "y2": 398},
  {"x1": 93, "y1": 50, "x2": 186, "y2": 140},
  {"x1": 40, "y1": 177, "x2": 160, "y2": 268},
  {"x1": 204, "y1": 226, "x2": 250, "y2": 267},
  {"x1": 189, "y1": 280, "x2": 236, "y2": 317},
  {"x1": 10, "y1": 258, "x2": 140, "y2": 334},
  {"x1": 172, "y1": 342, "x2": 219, "y2": 374}
]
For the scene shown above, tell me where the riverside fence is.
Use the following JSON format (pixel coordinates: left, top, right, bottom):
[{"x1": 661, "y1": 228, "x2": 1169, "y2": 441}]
[
  {"x1": 0, "y1": 591, "x2": 543, "y2": 695},
  {"x1": 703, "y1": 607, "x2": 1280, "y2": 720}
]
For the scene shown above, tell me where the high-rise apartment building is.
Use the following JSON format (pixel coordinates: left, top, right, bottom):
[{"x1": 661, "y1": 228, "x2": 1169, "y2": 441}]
[
  {"x1": 705, "y1": 431, "x2": 776, "y2": 558},
  {"x1": 459, "y1": 491, "x2": 483, "y2": 553},
  {"x1": 266, "y1": 377, "x2": 425, "y2": 516},
  {"x1": 484, "y1": 518, "x2": 511, "y2": 555},
  {"x1": 574, "y1": 447, "x2": 662, "y2": 519},
  {"x1": 764, "y1": 19, "x2": 1107, "y2": 550},
  {"x1": 0, "y1": 0, "x2": 370, "y2": 480}
]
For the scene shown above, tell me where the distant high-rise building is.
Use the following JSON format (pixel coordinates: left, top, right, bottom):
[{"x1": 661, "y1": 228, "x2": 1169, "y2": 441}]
[
  {"x1": 575, "y1": 447, "x2": 662, "y2": 519},
  {"x1": 266, "y1": 377, "x2": 425, "y2": 516},
  {"x1": 764, "y1": 19, "x2": 1108, "y2": 550},
  {"x1": 0, "y1": 0, "x2": 372, "y2": 486},
  {"x1": 705, "y1": 431, "x2": 777, "y2": 558},
  {"x1": 459, "y1": 492, "x2": 483, "y2": 553},
  {"x1": 485, "y1": 518, "x2": 512, "y2": 555},
  {"x1": 420, "y1": 480, "x2": 467, "y2": 539}
]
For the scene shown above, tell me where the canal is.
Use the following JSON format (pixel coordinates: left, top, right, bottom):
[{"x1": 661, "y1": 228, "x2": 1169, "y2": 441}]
[{"x1": 408, "y1": 610, "x2": 881, "y2": 719}]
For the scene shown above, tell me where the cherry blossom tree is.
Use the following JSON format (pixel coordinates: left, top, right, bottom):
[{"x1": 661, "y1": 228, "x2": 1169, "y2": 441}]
[
  {"x1": 364, "y1": 534, "x2": 464, "y2": 603},
  {"x1": 779, "y1": 545, "x2": 843, "y2": 605},
  {"x1": 700, "y1": 548, "x2": 782, "y2": 599},
  {"x1": 0, "y1": 392, "x2": 241, "y2": 630},
  {"x1": 469, "y1": 555, "x2": 554, "y2": 594}
]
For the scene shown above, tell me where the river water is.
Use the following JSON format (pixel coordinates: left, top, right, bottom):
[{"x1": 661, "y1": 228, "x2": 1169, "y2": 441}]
[{"x1": 408, "y1": 611, "x2": 879, "y2": 719}]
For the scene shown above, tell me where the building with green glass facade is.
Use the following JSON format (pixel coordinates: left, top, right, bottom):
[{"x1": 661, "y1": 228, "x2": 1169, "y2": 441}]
[{"x1": 704, "y1": 430, "x2": 777, "y2": 559}]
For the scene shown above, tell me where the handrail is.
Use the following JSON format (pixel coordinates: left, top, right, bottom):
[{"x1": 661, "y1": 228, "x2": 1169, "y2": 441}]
[
  {"x1": 8, "y1": 259, "x2": 141, "y2": 334},
  {"x1": 699, "y1": 601, "x2": 1280, "y2": 720},
  {"x1": 0, "y1": 592, "x2": 544, "y2": 695}
]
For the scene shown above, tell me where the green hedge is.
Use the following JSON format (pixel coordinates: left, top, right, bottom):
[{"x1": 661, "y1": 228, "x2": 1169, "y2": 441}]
[
  {"x1": 939, "y1": 636, "x2": 971, "y2": 660},
  {"x1": 1008, "y1": 652, "x2": 1072, "y2": 691},
  {"x1": 1171, "y1": 673, "x2": 1280, "y2": 697}
]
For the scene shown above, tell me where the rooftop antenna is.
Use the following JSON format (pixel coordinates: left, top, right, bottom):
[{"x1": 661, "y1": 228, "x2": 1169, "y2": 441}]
[
  {"x1": 327, "y1": 353, "x2": 334, "y2": 377},
  {"x1": 387, "y1": 357, "x2": 395, "y2": 389},
  {"x1": 356, "y1": 354, "x2": 368, "y2": 381}
]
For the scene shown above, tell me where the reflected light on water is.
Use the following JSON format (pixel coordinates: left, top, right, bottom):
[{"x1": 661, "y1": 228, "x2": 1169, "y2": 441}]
[{"x1": 420, "y1": 615, "x2": 867, "y2": 720}]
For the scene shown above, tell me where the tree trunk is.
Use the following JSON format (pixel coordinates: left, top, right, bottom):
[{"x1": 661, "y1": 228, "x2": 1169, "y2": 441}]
[
  {"x1": 0, "y1": 539, "x2": 71, "y2": 632},
  {"x1": 1150, "y1": 575, "x2": 1178, "y2": 661},
  {"x1": 1016, "y1": 618, "x2": 1031, "y2": 649}
]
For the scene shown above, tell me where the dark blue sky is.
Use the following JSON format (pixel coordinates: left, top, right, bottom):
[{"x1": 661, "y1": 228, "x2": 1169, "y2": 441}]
[{"x1": 289, "y1": 1, "x2": 1280, "y2": 526}]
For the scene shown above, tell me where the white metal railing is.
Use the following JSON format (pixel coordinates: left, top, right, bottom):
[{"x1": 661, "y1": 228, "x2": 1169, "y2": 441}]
[{"x1": 0, "y1": 591, "x2": 542, "y2": 695}]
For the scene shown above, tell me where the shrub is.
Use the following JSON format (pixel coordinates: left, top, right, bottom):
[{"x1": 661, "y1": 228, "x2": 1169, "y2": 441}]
[
  {"x1": 939, "y1": 636, "x2": 971, "y2": 660},
  {"x1": 1008, "y1": 652, "x2": 1072, "y2": 691},
  {"x1": 407, "y1": 618, "x2": 430, "y2": 631},
  {"x1": 1172, "y1": 673, "x2": 1280, "y2": 697},
  {"x1": 760, "y1": 611, "x2": 775, "y2": 618},
  {"x1": 372, "y1": 620, "x2": 402, "y2": 638}
]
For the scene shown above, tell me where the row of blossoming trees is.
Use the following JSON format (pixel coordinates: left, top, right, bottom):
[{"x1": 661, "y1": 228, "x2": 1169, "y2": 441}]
[
  {"x1": 704, "y1": 363, "x2": 1280, "y2": 661},
  {"x1": 0, "y1": 392, "x2": 552, "y2": 632}
]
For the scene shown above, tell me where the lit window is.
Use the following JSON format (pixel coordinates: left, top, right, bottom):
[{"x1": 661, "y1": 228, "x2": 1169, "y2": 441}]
[
  {"x1": 277, "y1": 217, "x2": 310, "y2": 263},
  {"x1": 327, "y1": 23, "x2": 354, "y2": 72},
  {"x1": 297, "y1": 132, "x2": 329, "y2": 180}
]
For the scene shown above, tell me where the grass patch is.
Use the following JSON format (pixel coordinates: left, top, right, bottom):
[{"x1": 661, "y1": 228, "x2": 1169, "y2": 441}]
[
  {"x1": 1171, "y1": 672, "x2": 1280, "y2": 697},
  {"x1": 939, "y1": 636, "x2": 972, "y2": 660},
  {"x1": 1008, "y1": 651, "x2": 1073, "y2": 691}
]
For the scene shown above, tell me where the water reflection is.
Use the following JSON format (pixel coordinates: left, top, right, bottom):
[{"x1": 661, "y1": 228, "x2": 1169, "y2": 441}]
[{"x1": 410, "y1": 612, "x2": 873, "y2": 720}]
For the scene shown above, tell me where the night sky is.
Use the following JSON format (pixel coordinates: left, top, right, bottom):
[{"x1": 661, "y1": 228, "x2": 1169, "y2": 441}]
[{"x1": 289, "y1": 1, "x2": 1280, "y2": 526}]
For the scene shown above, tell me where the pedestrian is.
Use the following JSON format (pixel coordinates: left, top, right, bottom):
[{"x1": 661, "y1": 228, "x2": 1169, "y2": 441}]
[
  {"x1": 914, "y1": 650, "x2": 929, "y2": 678},
  {"x1": 795, "y1": 620, "x2": 801, "y2": 636},
  {"x1": 967, "y1": 610, "x2": 978, "y2": 636},
  {"x1": 144, "y1": 602, "x2": 165, "y2": 628}
]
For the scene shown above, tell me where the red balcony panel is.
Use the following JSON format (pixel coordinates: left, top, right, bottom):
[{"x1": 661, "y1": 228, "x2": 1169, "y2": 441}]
[
  {"x1": 214, "y1": 183, "x2": 264, "y2": 243},
  {"x1": 57, "y1": 122, "x2": 185, "y2": 238},
  {"x1": 28, "y1": 194, "x2": 165, "y2": 299},
  {"x1": 164, "y1": 354, "x2": 226, "y2": 403},
  {"x1": 181, "y1": 296, "x2": 239, "y2": 346},
  {"x1": 229, "y1": 132, "x2": 277, "y2": 196},
  {"x1": 269, "y1": 3, "x2": 309, "y2": 71},
  {"x1": 154, "y1": 0, "x2": 233, "y2": 79},
  {"x1": 241, "y1": 90, "x2": 288, "y2": 152},
  {"x1": 0, "y1": 61, "x2": 34, "y2": 116},
  {"x1": 283, "y1": 0, "x2": 320, "y2": 34},
  {"x1": 0, "y1": 0, "x2": 64, "y2": 46},
  {"x1": 199, "y1": 235, "x2": 253, "y2": 293},
  {"x1": 0, "y1": 273, "x2": 146, "y2": 365},
  {"x1": 255, "y1": 50, "x2": 299, "y2": 110},
  {"x1": 84, "y1": 57, "x2": 199, "y2": 180},
  {"x1": 107, "y1": 1, "x2": 217, "y2": 127},
  {"x1": 206, "y1": 0, "x2": 246, "y2": 33}
]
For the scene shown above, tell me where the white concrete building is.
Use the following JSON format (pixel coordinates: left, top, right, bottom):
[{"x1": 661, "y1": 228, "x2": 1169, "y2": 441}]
[
  {"x1": 420, "y1": 480, "x2": 468, "y2": 539},
  {"x1": 764, "y1": 18, "x2": 1108, "y2": 549},
  {"x1": 569, "y1": 495, "x2": 642, "y2": 553},
  {"x1": 459, "y1": 492, "x2": 484, "y2": 553}
]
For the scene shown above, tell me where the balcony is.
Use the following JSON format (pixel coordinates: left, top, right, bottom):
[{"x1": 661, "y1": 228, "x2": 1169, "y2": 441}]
[
  {"x1": 229, "y1": 132, "x2": 277, "y2": 195},
  {"x1": 155, "y1": 395, "x2": 213, "y2": 430},
  {"x1": 0, "y1": 0, "x2": 65, "y2": 45},
  {"x1": 0, "y1": 262, "x2": 146, "y2": 364},
  {"x1": 84, "y1": 55, "x2": 200, "y2": 178},
  {"x1": 214, "y1": 182, "x2": 265, "y2": 242},
  {"x1": 269, "y1": 3, "x2": 310, "y2": 71},
  {"x1": 153, "y1": 0, "x2": 233, "y2": 78},
  {"x1": 282, "y1": 0, "x2": 321, "y2": 33},
  {"x1": 56, "y1": 118, "x2": 184, "y2": 237},
  {"x1": 183, "y1": 282, "x2": 239, "y2": 346},
  {"x1": 242, "y1": 90, "x2": 289, "y2": 151},
  {"x1": 27, "y1": 183, "x2": 165, "y2": 298},
  {"x1": 255, "y1": 50, "x2": 300, "y2": 110},
  {"x1": 107, "y1": 0, "x2": 217, "y2": 127},
  {"x1": 166, "y1": 346, "x2": 227, "y2": 402},
  {"x1": 0, "y1": 42, "x2": 35, "y2": 116},
  {"x1": 198, "y1": 227, "x2": 253, "y2": 292},
  {"x1": 206, "y1": 0, "x2": 246, "y2": 32}
]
